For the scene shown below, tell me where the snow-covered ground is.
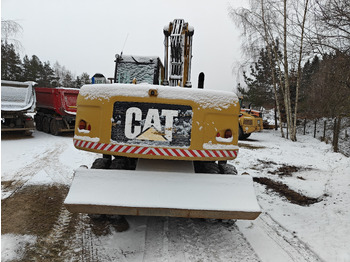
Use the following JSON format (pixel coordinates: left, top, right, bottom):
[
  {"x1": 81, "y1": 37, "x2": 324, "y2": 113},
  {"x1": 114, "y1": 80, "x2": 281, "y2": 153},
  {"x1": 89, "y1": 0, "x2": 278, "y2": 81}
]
[{"x1": 1, "y1": 129, "x2": 350, "y2": 261}]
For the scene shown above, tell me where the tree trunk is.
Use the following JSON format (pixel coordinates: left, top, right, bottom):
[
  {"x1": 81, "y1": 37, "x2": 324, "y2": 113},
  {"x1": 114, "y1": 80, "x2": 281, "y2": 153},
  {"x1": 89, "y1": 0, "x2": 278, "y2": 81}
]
[
  {"x1": 314, "y1": 119, "x2": 317, "y2": 138},
  {"x1": 323, "y1": 120, "x2": 327, "y2": 141},
  {"x1": 303, "y1": 118, "x2": 307, "y2": 135},
  {"x1": 283, "y1": 0, "x2": 293, "y2": 140},
  {"x1": 260, "y1": 0, "x2": 284, "y2": 137},
  {"x1": 291, "y1": 0, "x2": 309, "y2": 142},
  {"x1": 333, "y1": 116, "x2": 341, "y2": 152}
]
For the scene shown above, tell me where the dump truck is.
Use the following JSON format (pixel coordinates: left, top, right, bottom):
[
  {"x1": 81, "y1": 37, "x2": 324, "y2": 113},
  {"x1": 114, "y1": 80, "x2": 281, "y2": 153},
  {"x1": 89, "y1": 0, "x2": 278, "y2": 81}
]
[
  {"x1": 1, "y1": 80, "x2": 36, "y2": 136},
  {"x1": 64, "y1": 19, "x2": 261, "y2": 229},
  {"x1": 34, "y1": 87, "x2": 79, "y2": 135}
]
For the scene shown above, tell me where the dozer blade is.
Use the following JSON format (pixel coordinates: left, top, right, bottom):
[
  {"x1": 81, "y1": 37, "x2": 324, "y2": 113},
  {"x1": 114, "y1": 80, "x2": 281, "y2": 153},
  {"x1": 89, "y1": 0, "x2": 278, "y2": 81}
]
[{"x1": 64, "y1": 160, "x2": 261, "y2": 220}]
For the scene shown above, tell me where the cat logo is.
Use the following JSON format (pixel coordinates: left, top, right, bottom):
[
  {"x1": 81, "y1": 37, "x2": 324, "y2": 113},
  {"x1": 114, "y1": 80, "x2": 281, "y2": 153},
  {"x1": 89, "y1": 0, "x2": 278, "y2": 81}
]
[{"x1": 125, "y1": 107, "x2": 178, "y2": 142}]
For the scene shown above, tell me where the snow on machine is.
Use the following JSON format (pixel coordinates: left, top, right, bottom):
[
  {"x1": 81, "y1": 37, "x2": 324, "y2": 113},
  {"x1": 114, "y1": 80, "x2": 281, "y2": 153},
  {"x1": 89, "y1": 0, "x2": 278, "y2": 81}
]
[
  {"x1": 1, "y1": 80, "x2": 36, "y2": 136},
  {"x1": 64, "y1": 19, "x2": 261, "y2": 223}
]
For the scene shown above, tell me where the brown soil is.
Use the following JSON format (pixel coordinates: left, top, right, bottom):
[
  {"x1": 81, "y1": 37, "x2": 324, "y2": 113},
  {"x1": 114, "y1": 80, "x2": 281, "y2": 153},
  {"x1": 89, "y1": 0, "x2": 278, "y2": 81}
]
[
  {"x1": 238, "y1": 143, "x2": 266, "y2": 150},
  {"x1": 268, "y1": 165, "x2": 300, "y2": 176},
  {"x1": 253, "y1": 177, "x2": 320, "y2": 206},
  {"x1": 1, "y1": 185, "x2": 68, "y2": 236}
]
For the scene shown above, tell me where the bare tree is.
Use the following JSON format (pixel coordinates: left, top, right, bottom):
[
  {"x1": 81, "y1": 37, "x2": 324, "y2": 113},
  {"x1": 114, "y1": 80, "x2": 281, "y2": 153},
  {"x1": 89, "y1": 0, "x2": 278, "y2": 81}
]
[
  {"x1": 230, "y1": 0, "x2": 311, "y2": 141},
  {"x1": 1, "y1": 19, "x2": 23, "y2": 51},
  {"x1": 310, "y1": 0, "x2": 350, "y2": 54}
]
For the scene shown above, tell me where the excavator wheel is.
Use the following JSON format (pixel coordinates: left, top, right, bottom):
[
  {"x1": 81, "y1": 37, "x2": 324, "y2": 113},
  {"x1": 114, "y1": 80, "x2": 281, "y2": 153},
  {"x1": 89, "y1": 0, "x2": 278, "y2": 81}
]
[
  {"x1": 239, "y1": 126, "x2": 251, "y2": 140},
  {"x1": 89, "y1": 155, "x2": 133, "y2": 232},
  {"x1": 194, "y1": 161, "x2": 237, "y2": 175},
  {"x1": 218, "y1": 161, "x2": 238, "y2": 175},
  {"x1": 194, "y1": 161, "x2": 220, "y2": 174}
]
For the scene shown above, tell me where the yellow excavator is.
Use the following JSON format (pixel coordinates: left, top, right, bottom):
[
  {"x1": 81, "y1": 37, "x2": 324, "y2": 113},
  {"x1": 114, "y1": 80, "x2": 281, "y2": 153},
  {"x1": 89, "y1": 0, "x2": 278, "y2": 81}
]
[
  {"x1": 64, "y1": 19, "x2": 260, "y2": 227},
  {"x1": 238, "y1": 98, "x2": 264, "y2": 140}
]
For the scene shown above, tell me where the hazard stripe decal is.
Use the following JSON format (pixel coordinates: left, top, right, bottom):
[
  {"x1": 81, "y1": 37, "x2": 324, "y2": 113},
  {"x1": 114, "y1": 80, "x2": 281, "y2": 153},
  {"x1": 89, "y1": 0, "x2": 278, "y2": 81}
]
[{"x1": 73, "y1": 139, "x2": 238, "y2": 158}]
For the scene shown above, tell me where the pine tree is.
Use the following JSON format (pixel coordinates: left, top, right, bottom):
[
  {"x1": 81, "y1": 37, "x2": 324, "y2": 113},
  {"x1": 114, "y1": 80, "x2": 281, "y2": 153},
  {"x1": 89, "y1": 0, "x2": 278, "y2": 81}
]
[
  {"x1": 39, "y1": 61, "x2": 56, "y2": 87},
  {"x1": 80, "y1": 72, "x2": 91, "y2": 85},
  {"x1": 1, "y1": 41, "x2": 22, "y2": 81},
  {"x1": 22, "y1": 55, "x2": 43, "y2": 82},
  {"x1": 241, "y1": 46, "x2": 279, "y2": 108}
]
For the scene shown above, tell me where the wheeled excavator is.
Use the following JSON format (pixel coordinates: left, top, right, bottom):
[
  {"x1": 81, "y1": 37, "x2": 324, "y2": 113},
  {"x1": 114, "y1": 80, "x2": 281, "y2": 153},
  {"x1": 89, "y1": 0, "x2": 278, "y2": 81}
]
[{"x1": 64, "y1": 19, "x2": 261, "y2": 228}]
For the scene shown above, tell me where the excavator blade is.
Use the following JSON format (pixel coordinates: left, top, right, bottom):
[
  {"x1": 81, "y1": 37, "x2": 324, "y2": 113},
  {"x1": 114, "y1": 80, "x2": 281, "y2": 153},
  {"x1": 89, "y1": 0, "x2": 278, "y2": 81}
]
[{"x1": 64, "y1": 160, "x2": 261, "y2": 220}]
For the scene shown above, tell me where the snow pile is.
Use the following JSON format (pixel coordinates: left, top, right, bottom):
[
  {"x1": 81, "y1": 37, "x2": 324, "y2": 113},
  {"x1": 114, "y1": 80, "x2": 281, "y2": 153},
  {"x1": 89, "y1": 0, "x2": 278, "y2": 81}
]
[{"x1": 79, "y1": 83, "x2": 239, "y2": 110}]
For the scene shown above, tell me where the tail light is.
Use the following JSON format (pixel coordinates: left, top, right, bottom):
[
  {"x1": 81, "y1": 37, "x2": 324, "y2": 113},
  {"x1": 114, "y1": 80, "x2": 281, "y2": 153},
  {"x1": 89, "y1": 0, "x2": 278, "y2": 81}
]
[
  {"x1": 224, "y1": 129, "x2": 232, "y2": 138},
  {"x1": 215, "y1": 129, "x2": 233, "y2": 142},
  {"x1": 79, "y1": 120, "x2": 91, "y2": 131},
  {"x1": 79, "y1": 120, "x2": 87, "y2": 130}
]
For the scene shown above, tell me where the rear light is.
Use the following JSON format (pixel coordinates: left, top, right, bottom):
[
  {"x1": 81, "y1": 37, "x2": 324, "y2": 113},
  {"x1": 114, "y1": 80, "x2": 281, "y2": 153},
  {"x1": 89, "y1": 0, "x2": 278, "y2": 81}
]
[
  {"x1": 79, "y1": 120, "x2": 87, "y2": 130},
  {"x1": 215, "y1": 129, "x2": 233, "y2": 143},
  {"x1": 224, "y1": 129, "x2": 232, "y2": 138}
]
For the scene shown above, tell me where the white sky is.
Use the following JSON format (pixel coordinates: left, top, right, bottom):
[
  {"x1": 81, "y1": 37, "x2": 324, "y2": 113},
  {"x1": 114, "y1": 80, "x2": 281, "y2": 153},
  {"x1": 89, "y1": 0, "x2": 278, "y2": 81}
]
[{"x1": 1, "y1": 0, "x2": 247, "y2": 92}]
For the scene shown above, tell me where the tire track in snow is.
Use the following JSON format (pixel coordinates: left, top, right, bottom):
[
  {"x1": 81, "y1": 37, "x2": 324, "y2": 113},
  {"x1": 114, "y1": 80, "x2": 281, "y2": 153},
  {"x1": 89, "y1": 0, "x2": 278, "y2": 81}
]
[
  {"x1": 237, "y1": 212, "x2": 324, "y2": 262},
  {"x1": 142, "y1": 216, "x2": 260, "y2": 262},
  {"x1": 1, "y1": 142, "x2": 68, "y2": 200},
  {"x1": 70, "y1": 214, "x2": 130, "y2": 262}
]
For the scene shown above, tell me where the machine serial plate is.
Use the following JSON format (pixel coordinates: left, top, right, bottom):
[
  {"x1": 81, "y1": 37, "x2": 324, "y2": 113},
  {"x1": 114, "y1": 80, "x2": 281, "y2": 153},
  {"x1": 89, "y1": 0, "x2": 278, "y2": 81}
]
[{"x1": 111, "y1": 102, "x2": 192, "y2": 147}]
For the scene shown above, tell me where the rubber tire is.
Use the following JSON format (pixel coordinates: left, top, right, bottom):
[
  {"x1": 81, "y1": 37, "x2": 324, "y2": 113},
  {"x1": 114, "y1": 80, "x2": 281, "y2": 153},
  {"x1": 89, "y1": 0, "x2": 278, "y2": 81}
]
[
  {"x1": 238, "y1": 126, "x2": 250, "y2": 140},
  {"x1": 42, "y1": 117, "x2": 50, "y2": 133},
  {"x1": 35, "y1": 115, "x2": 43, "y2": 131},
  {"x1": 193, "y1": 161, "x2": 220, "y2": 174},
  {"x1": 50, "y1": 119, "x2": 61, "y2": 136},
  {"x1": 91, "y1": 158, "x2": 112, "y2": 169}
]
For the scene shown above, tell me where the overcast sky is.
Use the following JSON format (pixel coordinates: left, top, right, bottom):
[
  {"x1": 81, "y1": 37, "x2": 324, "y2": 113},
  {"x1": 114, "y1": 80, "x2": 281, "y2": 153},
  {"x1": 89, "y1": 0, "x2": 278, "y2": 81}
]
[{"x1": 2, "y1": 0, "x2": 247, "y2": 92}]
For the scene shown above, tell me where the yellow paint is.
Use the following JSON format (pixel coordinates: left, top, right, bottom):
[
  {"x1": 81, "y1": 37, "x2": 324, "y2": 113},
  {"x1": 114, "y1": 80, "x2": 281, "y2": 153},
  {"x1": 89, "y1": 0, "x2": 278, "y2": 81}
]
[{"x1": 74, "y1": 85, "x2": 240, "y2": 161}]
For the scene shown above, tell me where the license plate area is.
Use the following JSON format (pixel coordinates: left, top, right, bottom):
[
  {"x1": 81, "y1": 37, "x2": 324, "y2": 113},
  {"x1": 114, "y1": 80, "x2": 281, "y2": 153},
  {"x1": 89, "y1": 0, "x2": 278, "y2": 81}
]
[{"x1": 111, "y1": 102, "x2": 192, "y2": 147}]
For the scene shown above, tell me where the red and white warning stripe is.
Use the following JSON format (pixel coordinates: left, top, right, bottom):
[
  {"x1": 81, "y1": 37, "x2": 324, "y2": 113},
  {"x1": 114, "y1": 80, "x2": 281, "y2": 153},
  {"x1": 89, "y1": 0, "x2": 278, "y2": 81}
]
[{"x1": 73, "y1": 139, "x2": 238, "y2": 159}]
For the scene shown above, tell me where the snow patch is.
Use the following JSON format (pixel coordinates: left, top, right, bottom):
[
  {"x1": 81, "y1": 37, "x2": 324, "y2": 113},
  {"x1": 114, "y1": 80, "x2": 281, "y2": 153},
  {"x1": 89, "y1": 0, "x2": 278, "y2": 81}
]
[
  {"x1": 1, "y1": 234, "x2": 37, "y2": 262},
  {"x1": 203, "y1": 141, "x2": 238, "y2": 150},
  {"x1": 79, "y1": 83, "x2": 238, "y2": 110},
  {"x1": 73, "y1": 135, "x2": 99, "y2": 142}
]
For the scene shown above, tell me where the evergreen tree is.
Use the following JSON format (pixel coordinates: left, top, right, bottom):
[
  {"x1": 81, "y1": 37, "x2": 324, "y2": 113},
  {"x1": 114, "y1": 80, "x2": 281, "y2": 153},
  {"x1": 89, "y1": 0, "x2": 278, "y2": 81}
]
[
  {"x1": 22, "y1": 55, "x2": 43, "y2": 82},
  {"x1": 1, "y1": 41, "x2": 22, "y2": 81},
  {"x1": 241, "y1": 46, "x2": 278, "y2": 108},
  {"x1": 39, "y1": 61, "x2": 56, "y2": 87},
  {"x1": 80, "y1": 72, "x2": 91, "y2": 84},
  {"x1": 299, "y1": 55, "x2": 320, "y2": 116},
  {"x1": 62, "y1": 71, "x2": 74, "y2": 88}
]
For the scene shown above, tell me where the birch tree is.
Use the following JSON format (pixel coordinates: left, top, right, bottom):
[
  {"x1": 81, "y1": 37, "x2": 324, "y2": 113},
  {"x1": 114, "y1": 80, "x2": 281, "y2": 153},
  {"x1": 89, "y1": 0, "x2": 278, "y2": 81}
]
[{"x1": 230, "y1": 0, "x2": 311, "y2": 141}]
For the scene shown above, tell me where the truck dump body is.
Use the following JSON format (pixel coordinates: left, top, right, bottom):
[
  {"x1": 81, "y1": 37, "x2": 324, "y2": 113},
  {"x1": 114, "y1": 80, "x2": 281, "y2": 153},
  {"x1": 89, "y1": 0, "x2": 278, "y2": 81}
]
[
  {"x1": 1, "y1": 80, "x2": 36, "y2": 134},
  {"x1": 34, "y1": 87, "x2": 79, "y2": 135},
  {"x1": 35, "y1": 87, "x2": 79, "y2": 116},
  {"x1": 1, "y1": 80, "x2": 36, "y2": 112}
]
